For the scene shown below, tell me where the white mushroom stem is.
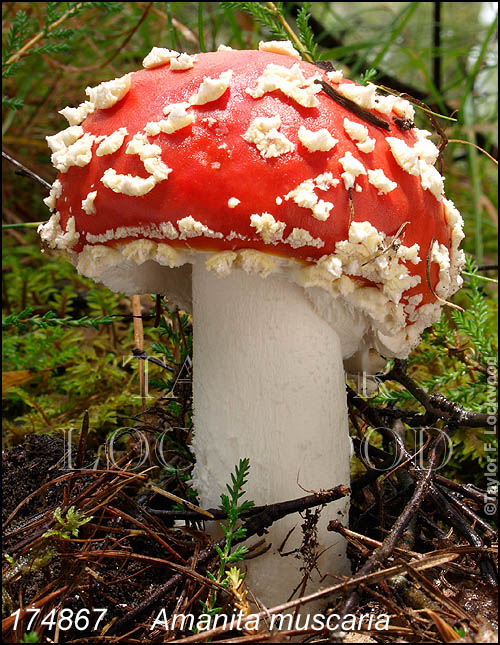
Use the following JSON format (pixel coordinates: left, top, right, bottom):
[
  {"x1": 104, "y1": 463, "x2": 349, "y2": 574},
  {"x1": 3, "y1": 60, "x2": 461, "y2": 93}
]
[{"x1": 191, "y1": 259, "x2": 351, "y2": 609}]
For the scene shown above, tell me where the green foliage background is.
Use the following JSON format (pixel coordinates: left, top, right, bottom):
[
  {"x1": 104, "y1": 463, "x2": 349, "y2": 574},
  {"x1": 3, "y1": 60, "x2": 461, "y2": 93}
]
[{"x1": 2, "y1": 2, "x2": 498, "y2": 483}]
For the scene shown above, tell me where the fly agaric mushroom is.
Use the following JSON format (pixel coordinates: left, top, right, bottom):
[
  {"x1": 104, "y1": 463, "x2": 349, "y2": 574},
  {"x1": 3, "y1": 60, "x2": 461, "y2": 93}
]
[{"x1": 39, "y1": 44, "x2": 465, "y2": 608}]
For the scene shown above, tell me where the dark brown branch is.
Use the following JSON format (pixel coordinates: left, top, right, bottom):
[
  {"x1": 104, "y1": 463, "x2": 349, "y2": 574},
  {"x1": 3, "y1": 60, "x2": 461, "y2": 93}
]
[
  {"x1": 75, "y1": 410, "x2": 90, "y2": 470},
  {"x1": 439, "y1": 487, "x2": 496, "y2": 539},
  {"x1": 435, "y1": 474, "x2": 497, "y2": 505},
  {"x1": 229, "y1": 484, "x2": 349, "y2": 537},
  {"x1": 132, "y1": 348, "x2": 174, "y2": 371},
  {"x1": 2, "y1": 150, "x2": 51, "y2": 190},
  {"x1": 383, "y1": 360, "x2": 497, "y2": 428},
  {"x1": 428, "y1": 484, "x2": 498, "y2": 585},
  {"x1": 147, "y1": 484, "x2": 349, "y2": 524},
  {"x1": 347, "y1": 385, "x2": 428, "y2": 426},
  {"x1": 314, "y1": 79, "x2": 390, "y2": 130}
]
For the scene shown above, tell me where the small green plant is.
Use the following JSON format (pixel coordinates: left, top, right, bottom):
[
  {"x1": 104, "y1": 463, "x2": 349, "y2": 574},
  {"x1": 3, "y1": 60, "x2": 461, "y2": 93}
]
[
  {"x1": 3, "y1": 505, "x2": 93, "y2": 622},
  {"x1": 42, "y1": 506, "x2": 93, "y2": 540},
  {"x1": 3, "y1": 554, "x2": 17, "y2": 567},
  {"x1": 360, "y1": 67, "x2": 378, "y2": 85},
  {"x1": 2, "y1": 307, "x2": 116, "y2": 331},
  {"x1": 220, "y1": 1, "x2": 317, "y2": 60},
  {"x1": 3, "y1": 548, "x2": 57, "y2": 615},
  {"x1": 295, "y1": 2, "x2": 318, "y2": 61},
  {"x1": 200, "y1": 458, "x2": 254, "y2": 619},
  {"x1": 20, "y1": 632, "x2": 39, "y2": 643},
  {"x1": 2, "y1": 2, "x2": 123, "y2": 111}
]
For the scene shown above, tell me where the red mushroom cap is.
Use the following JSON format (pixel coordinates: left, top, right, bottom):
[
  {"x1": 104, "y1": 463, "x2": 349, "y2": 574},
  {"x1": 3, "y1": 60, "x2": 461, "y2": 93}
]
[{"x1": 40, "y1": 46, "x2": 464, "y2": 358}]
